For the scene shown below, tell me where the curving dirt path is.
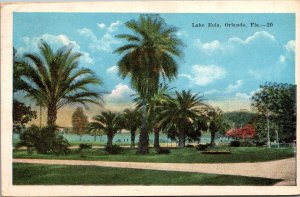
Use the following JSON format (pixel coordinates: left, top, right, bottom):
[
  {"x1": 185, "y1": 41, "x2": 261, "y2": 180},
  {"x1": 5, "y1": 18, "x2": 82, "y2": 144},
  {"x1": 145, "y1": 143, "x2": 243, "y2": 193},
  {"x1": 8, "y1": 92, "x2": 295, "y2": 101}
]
[{"x1": 14, "y1": 157, "x2": 296, "y2": 185}]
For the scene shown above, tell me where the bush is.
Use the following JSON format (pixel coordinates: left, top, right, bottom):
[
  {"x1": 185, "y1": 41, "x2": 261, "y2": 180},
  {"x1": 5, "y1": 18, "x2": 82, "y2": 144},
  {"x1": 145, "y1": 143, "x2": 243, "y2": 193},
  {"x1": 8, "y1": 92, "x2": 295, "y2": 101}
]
[
  {"x1": 196, "y1": 144, "x2": 210, "y2": 151},
  {"x1": 79, "y1": 143, "x2": 92, "y2": 150},
  {"x1": 155, "y1": 147, "x2": 171, "y2": 154},
  {"x1": 230, "y1": 141, "x2": 240, "y2": 147},
  {"x1": 105, "y1": 145, "x2": 123, "y2": 154},
  {"x1": 16, "y1": 125, "x2": 70, "y2": 155},
  {"x1": 185, "y1": 144, "x2": 194, "y2": 148},
  {"x1": 240, "y1": 140, "x2": 255, "y2": 147}
]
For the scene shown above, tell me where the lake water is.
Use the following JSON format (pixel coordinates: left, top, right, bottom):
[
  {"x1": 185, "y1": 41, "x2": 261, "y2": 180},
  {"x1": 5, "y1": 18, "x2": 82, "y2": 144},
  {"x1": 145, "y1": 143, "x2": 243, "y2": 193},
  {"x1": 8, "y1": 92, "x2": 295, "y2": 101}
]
[{"x1": 13, "y1": 132, "x2": 231, "y2": 144}]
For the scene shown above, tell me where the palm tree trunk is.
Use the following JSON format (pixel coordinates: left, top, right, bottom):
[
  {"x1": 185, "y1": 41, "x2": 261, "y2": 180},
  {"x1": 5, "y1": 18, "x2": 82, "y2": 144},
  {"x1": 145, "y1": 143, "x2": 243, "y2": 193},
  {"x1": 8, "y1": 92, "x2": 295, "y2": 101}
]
[
  {"x1": 47, "y1": 105, "x2": 57, "y2": 127},
  {"x1": 178, "y1": 130, "x2": 185, "y2": 148},
  {"x1": 138, "y1": 126, "x2": 149, "y2": 154},
  {"x1": 210, "y1": 130, "x2": 215, "y2": 146},
  {"x1": 94, "y1": 135, "x2": 97, "y2": 141},
  {"x1": 39, "y1": 105, "x2": 42, "y2": 129},
  {"x1": 130, "y1": 129, "x2": 136, "y2": 148},
  {"x1": 154, "y1": 127, "x2": 160, "y2": 149},
  {"x1": 138, "y1": 100, "x2": 149, "y2": 154},
  {"x1": 107, "y1": 134, "x2": 113, "y2": 148}
]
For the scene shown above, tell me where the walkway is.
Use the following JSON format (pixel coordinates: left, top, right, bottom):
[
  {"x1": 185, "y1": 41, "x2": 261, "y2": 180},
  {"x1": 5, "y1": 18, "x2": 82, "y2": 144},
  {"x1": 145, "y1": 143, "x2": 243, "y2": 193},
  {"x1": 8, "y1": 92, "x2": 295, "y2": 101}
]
[{"x1": 14, "y1": 157, "x2": 296, "y2": 185}]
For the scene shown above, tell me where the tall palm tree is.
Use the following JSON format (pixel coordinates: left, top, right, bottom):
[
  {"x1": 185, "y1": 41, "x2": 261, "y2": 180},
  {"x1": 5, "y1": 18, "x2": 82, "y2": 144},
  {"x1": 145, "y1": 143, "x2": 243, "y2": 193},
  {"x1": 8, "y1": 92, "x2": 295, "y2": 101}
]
[
  {"x1": 17, "y1": 41, "x2": 103, "y2": 127},
  {"x1": 121, "y1": 108, "x2": 142, "y2": 148},
  {"x1": 158, "y1": 90, "x2": 209, "y2": 148},
  {"x1": 88, "y1": 111, "x2": 121, "y2": 147},
  {"x1": 114, "y1": 14, "x2": 184, "y2": 154}
]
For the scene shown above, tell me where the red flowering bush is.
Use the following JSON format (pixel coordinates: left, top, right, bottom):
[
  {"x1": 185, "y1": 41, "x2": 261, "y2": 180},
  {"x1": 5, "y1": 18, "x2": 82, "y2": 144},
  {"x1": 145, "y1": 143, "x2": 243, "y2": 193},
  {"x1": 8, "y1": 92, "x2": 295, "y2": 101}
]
[{"x1": 225, "y1": 124, "x2": 255, "y2": 140}]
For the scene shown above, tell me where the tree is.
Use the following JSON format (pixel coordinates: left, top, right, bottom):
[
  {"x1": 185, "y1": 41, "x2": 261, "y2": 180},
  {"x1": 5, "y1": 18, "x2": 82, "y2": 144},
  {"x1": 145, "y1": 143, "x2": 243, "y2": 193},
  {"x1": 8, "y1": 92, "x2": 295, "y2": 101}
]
[
  {"x1": 17, "y1": 41, "x2": 103, "y2": 127},
  {"x1": 222, "y1": 111, "x2": 256, "y2": 128},
  {"x1": 114, "y1": 14, "x2": 184, "y2": 154},
  {"x1": 251, "y1": 82, "x2": 296, "y2": 145},
  {"x1": 88, "y1": 111, "x2": 121, "y2": 148},
  {"x1": 72, "y1": 107, "x2": 88, "y2": 141},
  {"x1": 158, "y1": 90, "x2": 208, "y2": 148},
  {"x1": 13, "y1": 99, "x2": 37, "y2": 133},
  {"x1": 134, "y1": 83, "x2": 173, "y2": 149},
  {"x1": 121, "y1": 108, "x2": 142, "y2": 148},
  {"x1": 207, "y1": 107, "x2": 230, "y2": 146},
  {"x1": 89, "y1": 127, "x2": 105, "y2": 142}
]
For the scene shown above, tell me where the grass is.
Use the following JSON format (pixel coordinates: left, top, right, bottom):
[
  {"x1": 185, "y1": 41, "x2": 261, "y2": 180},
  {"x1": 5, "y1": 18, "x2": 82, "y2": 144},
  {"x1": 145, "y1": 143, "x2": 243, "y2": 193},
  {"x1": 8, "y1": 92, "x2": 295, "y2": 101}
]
[
  {"x1": 13, "y1": 163, "x2": 281, "y2": 185},
  {"x1": 13, "y1": 146, "x2": 295, "y2": 163}
]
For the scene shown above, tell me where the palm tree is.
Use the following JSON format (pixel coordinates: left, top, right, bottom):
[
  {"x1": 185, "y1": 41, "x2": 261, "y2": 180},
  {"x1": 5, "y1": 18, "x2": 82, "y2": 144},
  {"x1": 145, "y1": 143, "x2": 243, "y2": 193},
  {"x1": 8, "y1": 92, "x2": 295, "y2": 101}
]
[
  {"x1": 88, "y1": 111, "x2": 121, "y2": 147},
  {"x1": 17, "y1": 41, "x2": 103, "y2": 127},
  {"x1": 134, "y1": 83, "x2": 173, "y2": 148},
  {"x1": 158, "y1": 90, "x2": 209, "y2": 148},
  {"x1": 89, "y1": 127, "x2": 105, "y2": 142},
  {"x1": 207, "y1": 107, "x2": 223, "y2": 146},
  {"x1": 114, "y1": 14, "x2": 184, "y2": 154},
  {"x1": 121, "y1": 108, "x2": 142, "y2": 148}
]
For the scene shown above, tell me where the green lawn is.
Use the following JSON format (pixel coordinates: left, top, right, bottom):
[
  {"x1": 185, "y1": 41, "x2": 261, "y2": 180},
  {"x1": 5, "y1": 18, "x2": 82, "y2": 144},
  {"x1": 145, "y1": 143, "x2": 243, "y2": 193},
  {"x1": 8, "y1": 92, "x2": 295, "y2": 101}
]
[
  {"x1": 13, "y1": 163, "x2": 280, "y2": 185},
  {"x1": 13, "y1": 147, "x2": 294, "y2": 163}
]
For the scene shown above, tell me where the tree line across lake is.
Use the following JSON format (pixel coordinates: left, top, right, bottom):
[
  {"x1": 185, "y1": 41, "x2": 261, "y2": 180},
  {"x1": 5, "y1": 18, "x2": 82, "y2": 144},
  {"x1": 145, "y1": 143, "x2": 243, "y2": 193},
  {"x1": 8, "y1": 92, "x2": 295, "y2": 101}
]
[{"x1": 13, "y1": 14, "x2": 296, "y2": 155}]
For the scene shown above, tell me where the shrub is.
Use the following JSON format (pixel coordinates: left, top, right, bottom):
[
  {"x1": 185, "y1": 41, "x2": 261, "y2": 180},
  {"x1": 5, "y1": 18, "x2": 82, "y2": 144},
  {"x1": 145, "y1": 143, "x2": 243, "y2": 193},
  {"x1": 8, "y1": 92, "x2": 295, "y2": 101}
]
[
  {"x1": 16, "y1": 125, "x2": 70, "y2": 155},
  {"x1": 185, "y1": 144, "x2": 194, "y2": 148},
  {"x1": 105, "y1": 145, "x2": 123, "y2": 154},
  {"x1": 196, "y1": 144, "x2": 210, "y2": 151},
  {"x1": 155, "y1": 147, "x2": 171, "y2": 154},
  {"x1": 230, "y1": 141, "x2": 240, "y2": 147},
  {"x1": 79, "y1": 143, "x2": 92, "y2": 150},
  {"x1": 240, "y1": 140, "x2": 255, "y2": 147}
]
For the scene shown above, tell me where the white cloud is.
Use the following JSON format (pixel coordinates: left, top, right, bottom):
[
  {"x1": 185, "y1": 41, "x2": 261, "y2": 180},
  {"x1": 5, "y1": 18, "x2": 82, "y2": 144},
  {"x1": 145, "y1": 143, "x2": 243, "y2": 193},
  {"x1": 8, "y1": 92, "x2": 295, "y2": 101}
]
[
  {"x1": 105, "y1": 83, "x2": 135, "y2": 102},
  {"x1": 179, "y1": 64, "x2": 226, "y2": 86},
  {"x1": 235, "y1": 92, "x2": 251, "y2": 100},
  {"x1": 77, "y1": 27, "x2": 120, "y2": 52},
  {"x1": 225, "y1": 80, "x2": 243, "y2": 93},
  {"x1": 278, "y1": 40, "x2": 295, "y2": 65},
  {"x1": 18, "y1": 34, "x2": 94, "y2": 65},
  {"x1": 279, "y1": 55, "x2": 286, "y2": 63},
  {"x1": 108, "y1": 21, "x2": 122, "y2": 32},
  {"x1": 204, "y1": 89, "x2": 219, "y2": 95},
  {"x1": 176, "y1": 30, "x2": 189, "y2": 37},
  {"x1": 284, "y1": 40, "x2": 295, "y2": 53},
  {"x1": 229, "y1": 31, "x2": 275, "y2": 45},
  {"x1": 195, "y1": 31, "x2": 276, "y2": 55},
  {"x1": 106, "y1": 65, "x2": 118, "y2": 75},
  {"x1": 97, "y1": 23, "x2": 106, "y2": 29}
]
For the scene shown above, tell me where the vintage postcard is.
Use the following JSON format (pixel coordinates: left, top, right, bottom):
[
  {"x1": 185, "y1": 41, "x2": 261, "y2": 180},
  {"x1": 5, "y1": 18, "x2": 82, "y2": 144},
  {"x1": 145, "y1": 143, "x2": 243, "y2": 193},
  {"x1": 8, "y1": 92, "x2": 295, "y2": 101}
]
[{"x1": 1, "y1": 0, "x2": 300, "y2": 196}]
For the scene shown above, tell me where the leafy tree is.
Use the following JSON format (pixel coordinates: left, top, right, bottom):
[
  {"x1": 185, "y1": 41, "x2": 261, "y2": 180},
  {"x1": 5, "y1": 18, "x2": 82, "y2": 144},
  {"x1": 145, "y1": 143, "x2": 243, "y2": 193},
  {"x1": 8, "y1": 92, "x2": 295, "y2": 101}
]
[
  {"x1": 121, "y1": 108, "x2": 142, "y2": 148},
  {"x1": 251, "y1": 82, "x2": 296, "y2": 144},
  {"x1": 72, "y1": 107, "x2": 88, "y2": 141},
  {"x1": 222, "y1": 111, "x2": 256, "y2": 128},
  {"x1": 88, "y1": 111, "x2": 121, "y2": 148},
  {"x1": 114, "y1": 14, "x2": 184, "y2": 154},
  {"x1": 158, "y1": 90, "x2": 208, "y2": 148},
  {"x1": 17, "y1": 41, "x2": 103, "y2": 127},
  {"x1": 13, "y1": 99, "x2": 37, "y2": 133}
]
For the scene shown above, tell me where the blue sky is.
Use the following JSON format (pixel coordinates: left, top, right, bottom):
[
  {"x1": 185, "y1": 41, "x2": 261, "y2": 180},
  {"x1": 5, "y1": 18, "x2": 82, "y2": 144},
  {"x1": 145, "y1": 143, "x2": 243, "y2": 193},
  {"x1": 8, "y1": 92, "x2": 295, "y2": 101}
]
[{"x1": 13, "y1": 13, "x2": 295, "y2": 125}]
